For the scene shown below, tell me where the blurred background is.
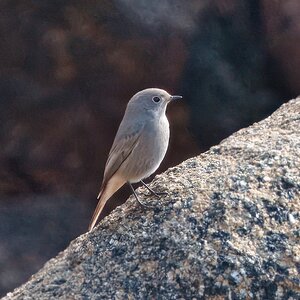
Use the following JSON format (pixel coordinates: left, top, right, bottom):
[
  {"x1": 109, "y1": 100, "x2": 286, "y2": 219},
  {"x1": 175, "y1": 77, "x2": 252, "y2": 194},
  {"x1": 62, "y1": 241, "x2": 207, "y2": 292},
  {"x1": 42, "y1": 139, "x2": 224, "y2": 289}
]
[{"x1": 0, "y1": 0, "x2": 299, "y2": 296}]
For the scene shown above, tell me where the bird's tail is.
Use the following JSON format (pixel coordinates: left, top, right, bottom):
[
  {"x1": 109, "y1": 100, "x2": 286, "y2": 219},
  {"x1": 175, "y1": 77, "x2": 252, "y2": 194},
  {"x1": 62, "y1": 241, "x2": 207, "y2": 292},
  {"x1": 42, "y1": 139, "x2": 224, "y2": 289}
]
[{"x1": 88, "y1": 175, "x2": 125, "y2": 231}]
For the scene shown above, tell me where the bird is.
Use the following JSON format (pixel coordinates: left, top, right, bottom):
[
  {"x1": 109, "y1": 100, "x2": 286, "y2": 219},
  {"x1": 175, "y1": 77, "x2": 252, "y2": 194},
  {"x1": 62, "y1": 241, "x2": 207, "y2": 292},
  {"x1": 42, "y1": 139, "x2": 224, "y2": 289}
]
[{"x1": 88, "y1": 88, "x2": 182, "y2": 231}]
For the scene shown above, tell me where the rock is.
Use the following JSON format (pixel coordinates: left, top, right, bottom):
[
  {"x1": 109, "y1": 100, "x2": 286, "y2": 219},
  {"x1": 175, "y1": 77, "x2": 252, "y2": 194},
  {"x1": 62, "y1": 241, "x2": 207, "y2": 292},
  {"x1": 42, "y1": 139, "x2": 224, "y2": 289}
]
[{"x1": 3, "y1": 98, "x2": 300, "y2": 299}]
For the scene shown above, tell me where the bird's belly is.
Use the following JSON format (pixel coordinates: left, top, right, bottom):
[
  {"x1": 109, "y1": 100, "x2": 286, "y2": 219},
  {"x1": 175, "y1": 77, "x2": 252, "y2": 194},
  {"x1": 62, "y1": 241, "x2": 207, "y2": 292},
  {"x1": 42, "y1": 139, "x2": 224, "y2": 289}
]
[{"x1": 120, "y1": 118, "x2": 169, "y2": 183}]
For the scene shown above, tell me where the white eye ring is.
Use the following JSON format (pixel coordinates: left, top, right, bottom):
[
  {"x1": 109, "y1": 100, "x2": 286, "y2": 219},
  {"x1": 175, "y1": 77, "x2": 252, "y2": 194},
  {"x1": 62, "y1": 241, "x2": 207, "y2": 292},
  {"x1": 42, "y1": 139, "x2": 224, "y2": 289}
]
[{"x1": 152, "y1": 96, "x2": 161, "y2": 103}]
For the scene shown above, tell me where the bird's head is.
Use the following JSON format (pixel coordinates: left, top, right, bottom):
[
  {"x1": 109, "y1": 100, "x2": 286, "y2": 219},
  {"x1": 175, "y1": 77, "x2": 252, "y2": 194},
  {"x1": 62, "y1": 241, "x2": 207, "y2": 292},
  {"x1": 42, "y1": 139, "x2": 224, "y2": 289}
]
[{"x1": 127, "y1": 88, "x2": 182, "y2": 117}]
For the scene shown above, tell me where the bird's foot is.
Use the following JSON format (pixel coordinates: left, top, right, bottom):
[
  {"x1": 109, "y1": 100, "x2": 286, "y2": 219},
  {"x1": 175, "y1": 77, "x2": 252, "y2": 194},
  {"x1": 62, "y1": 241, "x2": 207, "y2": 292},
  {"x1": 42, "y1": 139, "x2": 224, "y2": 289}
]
[
  {"x1": 135, "y1": 197, "x2": 155, "y2": 208},
  {"x1": 128, "y1": 182, "x2": 155, "y2": 208},
  {"x1": 140, "y1": 180, "x2": 168, "y2": 198},
  {"x1": 142, "y1": 191, "x2": 168, "y2": 198}
]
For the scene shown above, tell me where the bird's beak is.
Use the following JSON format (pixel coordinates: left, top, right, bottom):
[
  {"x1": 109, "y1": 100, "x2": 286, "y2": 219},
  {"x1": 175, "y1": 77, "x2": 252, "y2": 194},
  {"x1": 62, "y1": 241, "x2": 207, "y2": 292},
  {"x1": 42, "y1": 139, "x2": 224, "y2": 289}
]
[{"x1": 170, "y1": 95, "x2": 183, "y2": 101}]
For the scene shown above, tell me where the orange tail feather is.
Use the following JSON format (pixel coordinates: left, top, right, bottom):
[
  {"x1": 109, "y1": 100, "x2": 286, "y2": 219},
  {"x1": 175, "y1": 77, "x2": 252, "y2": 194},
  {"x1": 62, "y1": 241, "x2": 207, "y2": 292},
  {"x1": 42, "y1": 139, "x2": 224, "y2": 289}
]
[{"x1": 88, "y1": 175, "x2": 125, "y2": 231}]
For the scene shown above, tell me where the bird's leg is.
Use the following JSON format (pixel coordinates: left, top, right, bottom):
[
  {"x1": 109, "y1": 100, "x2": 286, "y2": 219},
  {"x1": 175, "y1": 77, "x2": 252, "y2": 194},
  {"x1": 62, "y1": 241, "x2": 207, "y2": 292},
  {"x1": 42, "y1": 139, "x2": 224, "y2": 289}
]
[
  {"x1": 128, "y1": 182, "x2": 153, "y2": 208},
  {"x1": 140, "y1": 180, "x2": 168, "y2": 197}
]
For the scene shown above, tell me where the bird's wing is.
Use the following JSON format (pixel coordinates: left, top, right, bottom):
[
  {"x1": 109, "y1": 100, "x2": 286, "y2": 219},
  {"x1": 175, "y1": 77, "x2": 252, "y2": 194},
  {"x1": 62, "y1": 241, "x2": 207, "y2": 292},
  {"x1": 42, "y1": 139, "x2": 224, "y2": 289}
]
[{"x1": 102, "y1": 122, "x2": 144, "y2": 186}]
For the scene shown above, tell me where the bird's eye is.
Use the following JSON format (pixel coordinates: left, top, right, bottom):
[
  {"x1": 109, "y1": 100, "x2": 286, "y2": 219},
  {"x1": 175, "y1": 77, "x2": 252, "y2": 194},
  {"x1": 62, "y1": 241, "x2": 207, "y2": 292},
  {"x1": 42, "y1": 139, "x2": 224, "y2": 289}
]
[{"x1": 152, "y1": 96, "x2": 161, "y2": 103}]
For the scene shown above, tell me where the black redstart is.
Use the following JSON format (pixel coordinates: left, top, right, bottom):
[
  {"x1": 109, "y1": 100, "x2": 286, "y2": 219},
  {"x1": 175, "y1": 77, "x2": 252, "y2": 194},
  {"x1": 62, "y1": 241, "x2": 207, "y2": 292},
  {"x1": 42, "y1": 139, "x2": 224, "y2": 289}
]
[{"x1": 89, "y1": 88, "x2": 182, "y2": 231}]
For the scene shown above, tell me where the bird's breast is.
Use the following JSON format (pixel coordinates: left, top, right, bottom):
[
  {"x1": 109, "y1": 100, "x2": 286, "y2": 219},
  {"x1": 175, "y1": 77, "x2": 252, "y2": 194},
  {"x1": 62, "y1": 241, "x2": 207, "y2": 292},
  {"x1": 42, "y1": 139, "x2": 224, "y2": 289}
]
[
  {"x1": 121, "y1": 115, "x2": 170, "y2": 182},
  {"x1": 145, "y1": 115, "x2": 170, "y2": 154}
]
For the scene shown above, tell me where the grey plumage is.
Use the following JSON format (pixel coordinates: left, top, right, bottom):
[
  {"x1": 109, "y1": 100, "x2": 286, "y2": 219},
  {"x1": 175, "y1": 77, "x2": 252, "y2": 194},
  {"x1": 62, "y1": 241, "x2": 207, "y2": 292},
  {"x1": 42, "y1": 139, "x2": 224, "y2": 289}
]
[{"x1": 89, "y1": 88, "x2": 182, "y2": 231}]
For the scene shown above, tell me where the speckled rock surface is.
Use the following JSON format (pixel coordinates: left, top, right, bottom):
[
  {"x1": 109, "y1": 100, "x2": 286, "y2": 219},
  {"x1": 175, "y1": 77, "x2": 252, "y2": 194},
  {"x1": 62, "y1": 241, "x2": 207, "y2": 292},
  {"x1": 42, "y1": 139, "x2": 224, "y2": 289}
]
[{"x1": 3, "y1": 98, "x2": 300, "y2": 299}]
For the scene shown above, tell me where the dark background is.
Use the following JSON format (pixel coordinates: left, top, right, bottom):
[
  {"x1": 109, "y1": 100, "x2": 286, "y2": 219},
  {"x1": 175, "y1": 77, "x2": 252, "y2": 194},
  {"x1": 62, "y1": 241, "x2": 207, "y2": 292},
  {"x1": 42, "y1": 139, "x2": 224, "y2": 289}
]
[{"x1": 0, "y1": 0, "x2": 299, "y2": 296}]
